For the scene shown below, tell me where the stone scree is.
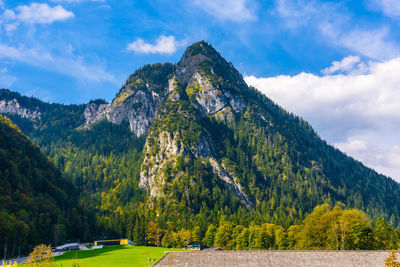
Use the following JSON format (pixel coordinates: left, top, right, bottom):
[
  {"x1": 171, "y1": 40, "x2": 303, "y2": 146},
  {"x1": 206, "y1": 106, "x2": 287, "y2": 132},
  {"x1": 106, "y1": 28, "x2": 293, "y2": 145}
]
[{"x1": 154, "y1": 250, "x2": 390, "y2": 267}]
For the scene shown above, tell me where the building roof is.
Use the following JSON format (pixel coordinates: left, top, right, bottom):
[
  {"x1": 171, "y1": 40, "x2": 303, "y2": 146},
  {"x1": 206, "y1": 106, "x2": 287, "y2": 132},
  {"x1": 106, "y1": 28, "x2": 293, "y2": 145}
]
[
  {"x1": 55, "y1": 243, "x2": 79, "y2": 250},
  {"x1": 154, "y1": 250, "x2": 390, "y2": 267}
]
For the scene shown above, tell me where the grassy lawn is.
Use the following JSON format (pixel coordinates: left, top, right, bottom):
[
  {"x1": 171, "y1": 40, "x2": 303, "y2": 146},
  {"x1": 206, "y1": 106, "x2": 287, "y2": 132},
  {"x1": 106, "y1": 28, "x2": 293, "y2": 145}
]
[{"x1": 25, "y1": 245, "x2": 182, "y2": 267}]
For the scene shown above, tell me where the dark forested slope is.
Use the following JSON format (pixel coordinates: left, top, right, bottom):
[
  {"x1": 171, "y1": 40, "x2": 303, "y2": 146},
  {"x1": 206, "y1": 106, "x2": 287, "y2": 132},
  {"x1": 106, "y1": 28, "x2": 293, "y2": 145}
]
[{"x1": 0, "y1": 115, "x2": 87, "y2": 258}]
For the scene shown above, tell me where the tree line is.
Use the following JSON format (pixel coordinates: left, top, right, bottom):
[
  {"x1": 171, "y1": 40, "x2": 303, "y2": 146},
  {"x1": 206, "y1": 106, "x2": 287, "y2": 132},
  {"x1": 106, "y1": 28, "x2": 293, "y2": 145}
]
[{"x1": 146, "y1": 204, "x2": 399, "y2": 250}]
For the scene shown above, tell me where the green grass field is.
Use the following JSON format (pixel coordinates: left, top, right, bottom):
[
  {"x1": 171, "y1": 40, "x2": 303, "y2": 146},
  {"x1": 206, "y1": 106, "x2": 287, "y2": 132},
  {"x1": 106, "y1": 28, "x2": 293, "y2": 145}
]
[{"x1": 27, "y1": 245, "x2": 182, "y2": 267}]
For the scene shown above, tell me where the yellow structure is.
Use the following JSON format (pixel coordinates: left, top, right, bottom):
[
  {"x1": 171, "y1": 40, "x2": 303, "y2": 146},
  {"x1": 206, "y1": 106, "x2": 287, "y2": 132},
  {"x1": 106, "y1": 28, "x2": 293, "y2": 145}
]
[{"x1": 94, "y1": 239, "x2": 132, "y2": 246}]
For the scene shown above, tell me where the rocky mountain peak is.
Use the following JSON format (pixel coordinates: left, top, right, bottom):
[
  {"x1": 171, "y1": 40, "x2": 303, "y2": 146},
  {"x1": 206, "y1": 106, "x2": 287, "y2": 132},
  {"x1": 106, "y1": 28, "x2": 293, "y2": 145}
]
[
  {"x1": 176, "y1": 41, "x2": 247, "y2": 92},
  {"x1": 181, "y1": 41, "x2": 220, "y2": 60},
  {"x1": 83, "y1": 63, "x2": 175, "y2": 136},
  {"x1": 83, "y1": 42, "x2": 248, "y2": 138}
]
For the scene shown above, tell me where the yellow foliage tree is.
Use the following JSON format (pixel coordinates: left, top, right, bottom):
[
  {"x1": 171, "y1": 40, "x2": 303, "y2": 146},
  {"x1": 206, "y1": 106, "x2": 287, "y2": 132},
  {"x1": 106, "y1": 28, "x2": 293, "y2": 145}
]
[
  {"x1": 386, "y1": 250, "x2": 400, "y2": 267},
  {"x1": 147, "y1": 221, "x2": 161, "y2": 246},
  {"x1": 26, "y1": 244, "x2": 55, "y2": 267},
  {"x1": 294, "y1": 204, "x2": 369, "y2": 250}
]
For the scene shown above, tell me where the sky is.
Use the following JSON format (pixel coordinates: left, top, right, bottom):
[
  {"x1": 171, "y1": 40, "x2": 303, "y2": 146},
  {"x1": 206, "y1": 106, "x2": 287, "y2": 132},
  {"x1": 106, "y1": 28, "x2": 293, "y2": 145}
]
[{"x1": 0, "y1": 0, "x2": 400, "y2": 181}]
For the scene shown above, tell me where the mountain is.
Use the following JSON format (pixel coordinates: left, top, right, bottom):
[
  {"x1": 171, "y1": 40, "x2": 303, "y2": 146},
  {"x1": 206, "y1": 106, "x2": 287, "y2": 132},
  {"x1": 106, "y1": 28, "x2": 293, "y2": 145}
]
[
  {"x1": 0, "y1": 115, "x2": 88, "y2": 259},
  {"x1": 2, "y1": 41, "x2": 400, "y2": 246}
]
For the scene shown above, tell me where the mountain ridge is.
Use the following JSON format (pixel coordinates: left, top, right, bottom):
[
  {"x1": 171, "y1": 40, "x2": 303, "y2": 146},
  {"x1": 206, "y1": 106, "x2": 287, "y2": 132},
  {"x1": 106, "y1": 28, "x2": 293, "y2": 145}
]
[{"x1": 1, "y1": 41, "x2": 400, "y2": 238}]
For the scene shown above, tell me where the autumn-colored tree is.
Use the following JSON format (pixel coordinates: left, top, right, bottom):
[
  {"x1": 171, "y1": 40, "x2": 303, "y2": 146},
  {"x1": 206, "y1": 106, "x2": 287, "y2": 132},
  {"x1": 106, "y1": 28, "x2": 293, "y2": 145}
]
[
  {"x1": 229, "y1": 225, "x2": 244, "y2": 250},
  {"x1": 294, "y1": 204, "x2": 369, "y2": 250},
  {"x1": 274, "y1": 225, "x2": 288, "y2": 249},
  {"x1": 247, "y1": 226, "x2": 260, "y2": 250},
  {"x1": 287, "y1": 225, "x2": 301, "y2": 249},
  {"x1": 375, "y1": 218, "x2": 400, "y2": 250},
  {"x1": 178, "y1": 229, "x2": 192, "y2": 246},
  {"x1": 236, "y1": 228, "x2": 250, "y2": 250},
  {"x1": 146, "y1": 221, "x2": 161, "y2": 246},
  {"x1": 202, "y1": 224, "x2": 217, "y2": 248},
  {"x1": 192, "y1": 226, "x2": 202, "y2": 243},
  {"x1": 385, "y1": 250, "x2": 400, "y2": 267},
  {"x1": 161, "y1": 232, "x2": 175, "y2": 248},
  {"x1": 214, "y1": 222, "x2": 233, "y2": 249},
  {"x1": 26, "y1": 244, "x2": 55, "y2": 267}
]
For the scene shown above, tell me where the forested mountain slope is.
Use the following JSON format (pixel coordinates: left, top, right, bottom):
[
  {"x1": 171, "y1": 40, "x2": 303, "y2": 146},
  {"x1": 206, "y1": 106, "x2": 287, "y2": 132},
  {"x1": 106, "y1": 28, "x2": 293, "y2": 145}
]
[
  {"x1": 0, "y1": 115, "x2": 88, "y2": 258},
  {"x1": 1, "y1": 41, "x2": 400, "y2": 247}
]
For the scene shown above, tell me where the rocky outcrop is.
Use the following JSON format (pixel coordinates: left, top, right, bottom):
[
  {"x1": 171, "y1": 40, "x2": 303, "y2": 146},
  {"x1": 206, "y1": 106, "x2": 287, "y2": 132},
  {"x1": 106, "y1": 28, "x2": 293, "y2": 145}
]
[
  {"x1": 84, "y1": 88, "x2": 161, "y2": 137},
  {"x1": 0, "y1": 99, "x2": 40, "y2": 119},
  {"x1": 84, "y1": 102, "x2": 111, "y2": 124},
  {"x1": 140, "y1": 130, "x2": 186, "y2": 197},
  {"x1": 84, "y1": 63, "x2": 174, "y2": 137},
  {"x1": 209, "y1": 158, "x2": 254, "y2": 207},
  {"x1": 188, "y1": 71, "x2": 246, "y2": 119}
]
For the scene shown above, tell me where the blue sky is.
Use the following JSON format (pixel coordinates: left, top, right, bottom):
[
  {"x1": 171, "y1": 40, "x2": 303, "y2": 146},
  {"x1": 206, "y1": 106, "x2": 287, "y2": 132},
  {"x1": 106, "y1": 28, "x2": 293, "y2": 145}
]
[
  {"x1": 1, "y1": 0, "x2": 400, "y2": 181},
  {"x1": 2, "y1": 0, "x2": 399, "y2": 103}
]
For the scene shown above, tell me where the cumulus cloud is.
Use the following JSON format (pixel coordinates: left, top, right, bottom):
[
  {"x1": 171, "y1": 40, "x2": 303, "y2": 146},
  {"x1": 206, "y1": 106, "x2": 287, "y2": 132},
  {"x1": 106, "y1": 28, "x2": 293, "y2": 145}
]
[
  {"x1": 0, "y1": 43, "x2": 116, "y2": 83},
  {"x1": 127, "y1": 35, "x2": 186, "y2": 54},
  {"x1": 15, "y1": 3, "x2": 74, "y2": 24},
  {"x1": 245, "y1": 56, "x2": 400, "y2": 181},
  {"x1": 2, "y1": 3, "x2": 74, "y2": 31},
  {"x1": 275, "y1": 0, "x2": 400, "y2": 60},
  {"x1": 193, "y1": 0, "x2": 256, "y2": 22}
]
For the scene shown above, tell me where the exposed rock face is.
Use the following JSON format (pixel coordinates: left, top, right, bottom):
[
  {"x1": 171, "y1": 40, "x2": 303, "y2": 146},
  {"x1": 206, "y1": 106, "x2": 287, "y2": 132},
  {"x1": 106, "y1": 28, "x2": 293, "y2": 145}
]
[
  {"x1": 209, "y1": 158, "x2": 253, "y2": 207},
  {"x1": 84, "y1": 102, "x2": 111, "y2": 124},
  {"x1": 84, "y1": 63, "x2": 175, "y2": 137},
  {"x1": 140, "y1": 130, "x2": 186, "y2": 197},
  {"x1": 0, "y1": 99, "x2": 40, "y2": 119},
  {"x1": 189, "y1": 71, "x2": 246, "y2": 117},
  {"x1": 84, "y1": 84, "x2": 164, "y2": 137}
]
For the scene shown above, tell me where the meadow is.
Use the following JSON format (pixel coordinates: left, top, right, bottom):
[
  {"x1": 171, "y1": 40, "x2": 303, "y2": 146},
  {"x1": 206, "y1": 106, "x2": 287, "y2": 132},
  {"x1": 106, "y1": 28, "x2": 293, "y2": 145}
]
[{"x1": 24, "y1": 245, "x2": 182, "y2": 267}]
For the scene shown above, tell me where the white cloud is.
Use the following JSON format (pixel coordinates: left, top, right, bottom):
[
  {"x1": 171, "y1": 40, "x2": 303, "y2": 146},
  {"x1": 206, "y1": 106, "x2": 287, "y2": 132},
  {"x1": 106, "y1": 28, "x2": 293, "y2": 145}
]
[
  {"x1": 15, "y1": 3, "x2": 74, "y2": 24},
  {"x1": 2, "y1": 3, "x2": 74, "y2": 29},
  {"x1": 127, "y1": 35, "x2": 186, "y2": 54},
  {"x1": 5, "y1": 23, "x2": 18, "y2": 32},
  {"x1": 0, "y1": 43, "x2": 116, "y2": 83},
  {"x1": 275, "y1": 0, "x2": 400, "y2": 60},
  {"x1": 371, "y1": 0, "x2": 400, "y2": 18},
  {"x1": 245, "y1": 56, "x2": 400, "y2": 181},
  {"x1": 193, "y1": 0, "x2": 256, "y2": 22},
  {"x1": 3, "y1": 9, "x2": 16, "y2": 20},
  {"x1": 327, "y1": 27, "x2": 400, "y2": 60},
  {"x1": 321, "y1": 55, "x2": 367, "y2": 75},
  {"x1": 275, "y1": 0, "x2": 318, "y2": 29},
  {"x1": 335, "y1": 138, "x2": 368, "y2": 153},
  {"x1": 51, "y1": 0, "x2": 105, "y2": 3}
]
